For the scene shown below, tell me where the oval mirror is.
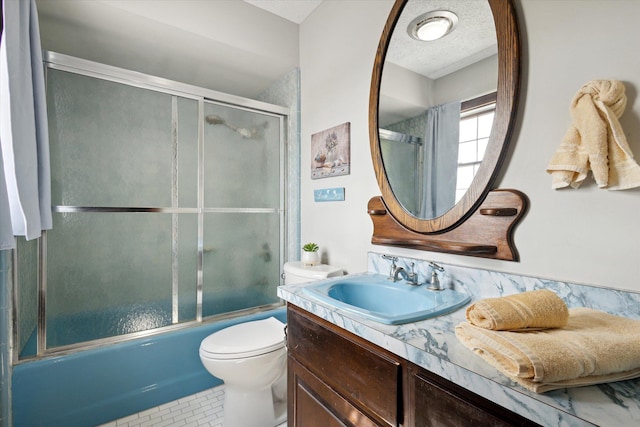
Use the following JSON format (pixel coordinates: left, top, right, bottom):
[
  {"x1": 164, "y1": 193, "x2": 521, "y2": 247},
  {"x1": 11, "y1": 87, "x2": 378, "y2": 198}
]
[{"x1": 370, "y1": 0, "x2": 520, "y2": 233}]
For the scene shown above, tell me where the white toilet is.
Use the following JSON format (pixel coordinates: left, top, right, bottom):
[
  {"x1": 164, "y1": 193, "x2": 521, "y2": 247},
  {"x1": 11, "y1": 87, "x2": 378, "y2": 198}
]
[
  {"x1": 199, "y1": 261, "x2": 342, "y2": 427},
  {"x1": 283, "y1": 261, "x2": 343, "y2": 284}
]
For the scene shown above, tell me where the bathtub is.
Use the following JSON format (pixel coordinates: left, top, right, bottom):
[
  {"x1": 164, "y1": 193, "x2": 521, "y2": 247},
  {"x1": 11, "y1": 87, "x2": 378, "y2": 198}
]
[{"x1": 12, "y1": 307, "x2": 286, "y2": 427}]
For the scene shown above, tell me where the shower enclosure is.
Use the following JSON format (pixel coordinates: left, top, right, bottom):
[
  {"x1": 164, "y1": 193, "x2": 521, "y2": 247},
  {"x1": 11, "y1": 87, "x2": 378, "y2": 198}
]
[
  {"x1": 14, "y1": 52, "x2": 289, "y2": 358},
  {"x1": 379, "y1": 128, "x2": 423, "y2": 217}
]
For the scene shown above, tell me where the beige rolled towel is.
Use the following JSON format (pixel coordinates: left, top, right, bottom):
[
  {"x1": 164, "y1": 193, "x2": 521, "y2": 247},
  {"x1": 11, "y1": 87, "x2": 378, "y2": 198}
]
[
  {"x1": 466, "y1": 290, "x2": 569, "y2": 331},
  {"x1": 546, "y1": 79, "x2": 640, "y2": 190},
  {"x1": 455, "y1": 308, "x2": 640, "y2": 393}
]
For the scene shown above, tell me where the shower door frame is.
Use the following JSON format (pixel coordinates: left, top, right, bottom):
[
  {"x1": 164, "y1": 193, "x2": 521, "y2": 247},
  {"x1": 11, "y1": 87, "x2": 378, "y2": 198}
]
[{"x1": 13, "y1": 51, "x2": 290, "y2": 361}]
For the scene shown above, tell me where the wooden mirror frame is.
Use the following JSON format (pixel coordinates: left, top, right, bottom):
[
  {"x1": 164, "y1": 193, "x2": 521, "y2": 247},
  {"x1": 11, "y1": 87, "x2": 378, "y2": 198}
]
[{"x1": 369, "y1": 0, "x2": 521, "y2": 234}]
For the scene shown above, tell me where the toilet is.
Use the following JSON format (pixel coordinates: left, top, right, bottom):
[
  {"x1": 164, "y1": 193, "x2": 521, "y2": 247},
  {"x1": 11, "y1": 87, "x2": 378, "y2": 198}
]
[
  {"x1": 199, "y1": 261, "x2": 342, "y2": 427},
  {"x1": 282, "y1": 261, "x2": 343, "y2": 284}
]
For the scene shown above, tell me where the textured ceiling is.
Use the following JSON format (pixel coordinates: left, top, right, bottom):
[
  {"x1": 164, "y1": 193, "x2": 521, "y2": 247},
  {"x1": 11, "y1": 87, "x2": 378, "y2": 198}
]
[{"x1": 388, "y1": 0, "x2": 497, "y2": 79}]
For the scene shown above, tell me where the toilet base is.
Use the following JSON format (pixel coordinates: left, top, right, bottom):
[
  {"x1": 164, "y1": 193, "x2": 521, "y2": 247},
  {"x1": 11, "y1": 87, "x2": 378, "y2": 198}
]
[{"x1": 223, "y1": 382, "x2": 287, "y2": 427}]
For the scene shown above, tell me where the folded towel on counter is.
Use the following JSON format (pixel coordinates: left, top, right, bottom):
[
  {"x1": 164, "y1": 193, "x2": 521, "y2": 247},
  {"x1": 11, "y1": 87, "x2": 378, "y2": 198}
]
[
  {"x1": 455, "y1": 308, "x2": 640, "y2": 393},
  {"x1": 465, "y1": 290, "x2": 569, "y2": 331},
  {"x1": 546, "y1": 79, "x2": 640, "y2": 190}
]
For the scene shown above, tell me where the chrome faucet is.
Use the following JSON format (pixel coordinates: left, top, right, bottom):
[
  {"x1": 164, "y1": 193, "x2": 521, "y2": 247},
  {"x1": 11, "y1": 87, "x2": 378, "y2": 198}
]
[
  {"x1": 393, "y1": 263, "x2": 419, "y2": 285},
  {"x1": 391, "y1": 264, "x2": 405, "y2": 281},
  {"x1": 427, "y1": 262, "x2": 445, "y2": 291},
  {"x1": 383, "y1": 255, "x2": 419, "y2": 285}
]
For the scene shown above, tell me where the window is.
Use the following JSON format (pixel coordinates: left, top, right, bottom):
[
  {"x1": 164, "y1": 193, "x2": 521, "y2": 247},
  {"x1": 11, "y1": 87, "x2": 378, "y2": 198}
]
[{"x1": 456, "y1": 93, "x2": 497, "y2": 202}]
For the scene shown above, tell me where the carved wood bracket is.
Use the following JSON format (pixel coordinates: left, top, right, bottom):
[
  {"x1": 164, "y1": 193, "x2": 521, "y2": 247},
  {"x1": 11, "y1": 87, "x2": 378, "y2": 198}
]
[{"x1": 368, "y1": 189, "x2": 528, "y2": 261}]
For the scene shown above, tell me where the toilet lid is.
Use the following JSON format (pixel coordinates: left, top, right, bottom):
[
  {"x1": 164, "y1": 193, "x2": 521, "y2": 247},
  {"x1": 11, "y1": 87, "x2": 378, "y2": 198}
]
[
  {"x1": 283, "y1": 261, "x2": 343, "y2": 279},
  {"x1": 200, "y1": 317, "x2": 285, "y2": 359}
]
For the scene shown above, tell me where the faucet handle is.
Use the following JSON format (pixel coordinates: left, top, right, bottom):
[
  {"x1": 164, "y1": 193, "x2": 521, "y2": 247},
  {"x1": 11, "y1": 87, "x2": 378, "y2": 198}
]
[
  {"x1": 427, "y1": 262, "x2": 444, "y2": 290},
  {"x1": 429, "y1": 261, "x2": 444, "y2": 272},
  {"x1": 382, "y1": 254, "x2": 399, "y2": 278},
  {"x1": 427, "y1": 270, "x2": 441, "y2": 291},
  {"x1": 382, "y1": 254, "x2": 398, "y2": 265}
]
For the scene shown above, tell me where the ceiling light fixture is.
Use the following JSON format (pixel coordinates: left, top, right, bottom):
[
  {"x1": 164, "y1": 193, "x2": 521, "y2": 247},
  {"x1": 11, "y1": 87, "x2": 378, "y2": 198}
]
[{"x1": 408, "y1": 10, "x2": 458, "y2": 42}]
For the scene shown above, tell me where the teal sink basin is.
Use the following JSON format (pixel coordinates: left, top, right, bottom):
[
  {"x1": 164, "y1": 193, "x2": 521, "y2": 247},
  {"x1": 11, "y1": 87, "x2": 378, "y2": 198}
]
[{"x1": 301, "y1": 275, "x2": 471, "y2": 325}]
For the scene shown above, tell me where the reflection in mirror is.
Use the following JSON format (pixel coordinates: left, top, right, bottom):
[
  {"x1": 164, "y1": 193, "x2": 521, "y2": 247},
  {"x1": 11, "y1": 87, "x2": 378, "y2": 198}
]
[
  {"x1": 379, "y1": 129, "x2": 422, "y2": 215},
  {"x1": 369, "y1": 0, "x2": 523, "y2": 256},
  {"x1": 379, "y1": 0, "x2": 498, "y2": 220}
]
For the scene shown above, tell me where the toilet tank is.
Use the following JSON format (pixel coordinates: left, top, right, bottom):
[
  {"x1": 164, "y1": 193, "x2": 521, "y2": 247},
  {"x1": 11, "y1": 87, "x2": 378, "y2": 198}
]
[{"x1": 283, "y1": 261, "x2": 343, "y2": 285}]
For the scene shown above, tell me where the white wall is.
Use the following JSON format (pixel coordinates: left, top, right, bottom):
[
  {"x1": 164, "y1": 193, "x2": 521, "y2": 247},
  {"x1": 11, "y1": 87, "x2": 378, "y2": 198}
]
[
  {"x1": 37, "y1": 0, "x2": 299, "y2": 98},
  {"x1": 379, "y1": 61, "x2": 434, "y2": 127},
  {"x1": 300, "y1": 0, "x2": 640, "y2": 292},
  {"x1": 433, "y1": 54, "x2": 498, "y2": 105},
  {"x1": 299, "y1": 1, "x2": 390, "y2": 275}
]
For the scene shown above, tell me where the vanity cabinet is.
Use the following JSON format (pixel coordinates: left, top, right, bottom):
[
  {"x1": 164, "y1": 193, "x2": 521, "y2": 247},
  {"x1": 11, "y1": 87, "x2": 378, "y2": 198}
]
[{"x1": 287, "y1": 305, "x2": 539, "y2": 427}]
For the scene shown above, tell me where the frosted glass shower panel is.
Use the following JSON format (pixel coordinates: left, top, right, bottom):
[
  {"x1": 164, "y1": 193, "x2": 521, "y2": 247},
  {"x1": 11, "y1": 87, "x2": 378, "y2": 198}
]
[
  {"x1": 47, "y1": 69, "x2": 199, "y2": 207},
  {"x1": 177, "y1": 97, "x2": 200, "y2": 208},
  {"x1": 177, "y1": 213, "x2": 199, "y2": 322},
  {"x1": 203, "y1": 103, "x2": 281, "y2": 208},
  {"x1": 45, "y1": 212, "x2": 198, "y2": 347},
  {"x1": 202, "y1": 213, "x2": 281, "y2": 317}
]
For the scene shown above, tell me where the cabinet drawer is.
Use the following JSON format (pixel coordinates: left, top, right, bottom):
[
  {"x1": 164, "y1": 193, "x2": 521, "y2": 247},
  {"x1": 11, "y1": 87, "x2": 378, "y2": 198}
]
[
  {"x1": 287, "y1": 305, "x2": 401, "y2": 427},
  {"x1": 409, "y1": 366, "x2": 541, "y2": 427}
]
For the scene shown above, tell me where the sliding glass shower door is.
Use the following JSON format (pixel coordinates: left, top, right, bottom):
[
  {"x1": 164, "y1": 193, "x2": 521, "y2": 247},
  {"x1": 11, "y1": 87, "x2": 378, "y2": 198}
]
[
  {"x1": 16, "y1": 53, "x2": 286, "y2": 356},
  {"x1": 202, "y1": 103, "x2": 283, "y2": 317},
  {"x1": 44, "y1": 70, "x2": 198, "y2": 349}
]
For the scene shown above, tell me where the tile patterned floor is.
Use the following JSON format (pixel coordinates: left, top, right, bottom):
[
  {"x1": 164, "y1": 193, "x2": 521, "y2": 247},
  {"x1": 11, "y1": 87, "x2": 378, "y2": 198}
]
[{"x1": 97, "y1": 385, "x2": 287, "y2": 427}]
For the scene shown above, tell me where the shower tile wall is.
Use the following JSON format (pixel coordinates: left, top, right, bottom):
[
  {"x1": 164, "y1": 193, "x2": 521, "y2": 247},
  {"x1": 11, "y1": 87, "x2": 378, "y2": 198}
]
[
  {"x1": 386, "y1": 113, "x2": 428, "y2": 139},
  {"x1": 0, "y1": 250, "x2": 10, "y2": 427}
]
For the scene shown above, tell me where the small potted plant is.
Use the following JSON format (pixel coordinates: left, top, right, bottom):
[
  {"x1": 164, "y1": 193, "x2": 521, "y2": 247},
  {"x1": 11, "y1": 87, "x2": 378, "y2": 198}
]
[{"x1": 301, "y1": 242, "x2": 320, "y2": 266}]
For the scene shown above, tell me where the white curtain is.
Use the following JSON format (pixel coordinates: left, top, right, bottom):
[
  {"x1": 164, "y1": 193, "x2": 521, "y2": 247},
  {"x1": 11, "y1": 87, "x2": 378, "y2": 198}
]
[
  {"x1": 0, "y1": 0, "x2": 52, "y2": 250},
  {"x1": 419, "y1": 101, "x2": 461, "y2": 218}
]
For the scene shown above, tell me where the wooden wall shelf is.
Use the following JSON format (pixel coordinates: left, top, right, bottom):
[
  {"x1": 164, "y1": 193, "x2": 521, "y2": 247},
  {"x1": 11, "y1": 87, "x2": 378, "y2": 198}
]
[{"x1": 368, "y1": 189, "x2": 528, "y2": 261}]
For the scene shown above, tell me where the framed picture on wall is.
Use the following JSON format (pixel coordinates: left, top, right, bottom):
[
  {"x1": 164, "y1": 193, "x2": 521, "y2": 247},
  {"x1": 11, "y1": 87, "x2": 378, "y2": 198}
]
[{"x1": 311, "y1": 122, "x2": 351, "y2": 179}]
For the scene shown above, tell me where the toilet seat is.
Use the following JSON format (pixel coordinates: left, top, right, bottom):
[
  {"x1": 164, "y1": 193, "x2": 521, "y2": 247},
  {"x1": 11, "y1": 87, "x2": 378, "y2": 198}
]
[{"x1": 200, "y1": 317, "x2": 285, "y2": 360}]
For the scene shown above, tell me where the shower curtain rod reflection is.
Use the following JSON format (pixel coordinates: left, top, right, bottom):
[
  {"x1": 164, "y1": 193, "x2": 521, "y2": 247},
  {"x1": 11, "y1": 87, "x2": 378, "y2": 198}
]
[
  {"x1": 379, "y1": 128, "x2": 423, "y2": 146},
  {"x1": 205, "y1": 114, "x2": 268, "y2": 139}
]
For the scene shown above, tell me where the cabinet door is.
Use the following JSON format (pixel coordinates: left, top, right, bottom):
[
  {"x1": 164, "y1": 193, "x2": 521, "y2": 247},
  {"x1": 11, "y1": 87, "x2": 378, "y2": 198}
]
[
  {"x1": 288, "y1": 355, "x2": 381, "y2": 427},
  {"x1": 409, "y1": 366, "x2": 540, "y2": 427},
  {"x1": 287, "y1": 305, "x2": 401, "y2": 426}
]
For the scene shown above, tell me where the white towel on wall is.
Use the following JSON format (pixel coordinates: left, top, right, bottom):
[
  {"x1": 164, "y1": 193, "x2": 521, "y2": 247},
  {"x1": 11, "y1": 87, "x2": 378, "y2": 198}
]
[{"x1": 546, "y1": 80, "x2": 640, "y2": 190}]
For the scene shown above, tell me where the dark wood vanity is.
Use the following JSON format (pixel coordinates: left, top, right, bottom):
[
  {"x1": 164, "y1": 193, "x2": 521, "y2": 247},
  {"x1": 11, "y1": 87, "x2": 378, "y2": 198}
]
[{"x1": 287, "y1": 304, "x2": 539, "y2": 426}]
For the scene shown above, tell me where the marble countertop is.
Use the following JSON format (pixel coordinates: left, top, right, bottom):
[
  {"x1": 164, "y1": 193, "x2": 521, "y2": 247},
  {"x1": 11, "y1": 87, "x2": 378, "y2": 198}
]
[{"x1": 278, "y1": 273, "x2": 640, "y2": 427}]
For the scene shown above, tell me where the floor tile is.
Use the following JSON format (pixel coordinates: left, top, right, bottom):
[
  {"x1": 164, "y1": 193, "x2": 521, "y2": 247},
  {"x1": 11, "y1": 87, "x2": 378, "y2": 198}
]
[{"x1": 97, "y1": 385, "x2": 287, "y2": 427}]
